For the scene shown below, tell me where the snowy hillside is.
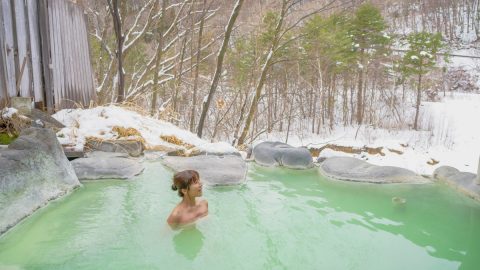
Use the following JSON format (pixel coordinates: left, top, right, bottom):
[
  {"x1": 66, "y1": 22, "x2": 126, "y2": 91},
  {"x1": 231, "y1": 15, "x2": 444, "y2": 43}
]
[{"x1": 259, "y1": 92, "x2": 480, "y2": 175}]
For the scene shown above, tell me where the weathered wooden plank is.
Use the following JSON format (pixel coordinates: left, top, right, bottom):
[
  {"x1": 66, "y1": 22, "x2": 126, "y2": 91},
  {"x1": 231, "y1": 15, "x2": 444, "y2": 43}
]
[
  {"x1": 47, "y1": 0, "x2": 58, "y2": 109},
  {"x1": 2, "y1": 0, "x2": 95, "y2": 111},
  {"x1": 50, "y1": 0, "x2": 64, "y2": 110},
  {"x1": 0, "y1": 1, "x2": 8, "y2": 104},
  {"x1": 71, "y1": 4, "x2": 81, "y2": 108},
  {"x1": 23, "y1": 0, "x2": 34, "y2": 98},
  {"x1": 65, "y1": 0, "x2": 76, "y2": 108},
  {"x1": 12, "y1": 0, "x2": 30, "y2": 97},
  {"x1": 69, "y1": 5, "x2": 83, "y2": 107},
  {"x1": 54, "y1": 0, "x2": 65, "y2": 109},
  {"x1": 67, "y1": 2, "x2": 79, "y2": 108},
  {"x1": 81, "y1": 8, "x2": 95, "y2": 104},
  {"x1": 57, "y1": 0, "x2": 70, "y2": 108},
  {"x1": 26, "y1": 0, "x2": 43, "y2": 103},
  {"x1": 75, "y1": 7, "x2": 87, "y2": 105},
  {"x1": 38, "y1": 0, "x2": 54, "y2": 112},
  {"x1": 1, "y1": 0, "x2": 16, "y2": 98}
]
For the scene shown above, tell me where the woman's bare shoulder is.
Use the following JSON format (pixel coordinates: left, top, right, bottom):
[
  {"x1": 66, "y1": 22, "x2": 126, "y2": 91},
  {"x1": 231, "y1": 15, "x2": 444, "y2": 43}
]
[{"x1": 167, "y1": 206, "x2": 182, "y2": 225}]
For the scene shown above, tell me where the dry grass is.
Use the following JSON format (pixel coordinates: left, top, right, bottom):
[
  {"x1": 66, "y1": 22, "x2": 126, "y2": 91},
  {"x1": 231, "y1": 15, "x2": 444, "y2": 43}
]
[
  {"x1": 113, "y1": 126, "x2": 142, "y2": 138},
  {"x1": 144, "y1": 144, "x2": 177, "y2": 152},
  {"x1": 160, "y1": 135, "x2": 195, "y2": 149},
  {"x1": 427, "y1": 158, "x2": 439, "y2": 165},
  {"x1": 85, "y1": 135, "x2": 146, "y2": 149},
  {"x1": 0, "y1": 110, "x2": 31, "y2": 137},
  {"x1": 309, "y1": 144, "x2": 386, "y2": 157}
]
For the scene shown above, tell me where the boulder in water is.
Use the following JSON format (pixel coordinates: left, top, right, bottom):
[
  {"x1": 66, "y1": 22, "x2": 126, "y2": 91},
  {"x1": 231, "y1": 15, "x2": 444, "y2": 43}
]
[
  {"x1": 252, "y1": 141, "x2": 313, "y2": 169},
  {"x1": 0, "y1": 128, "x2": 80, "y2": 235},
  {"x1": 71, "y1": 151, "x2": 144, "y2": 180},
  {"x1": 161, "y1": 155, "x2": 247, "y2": 186},
  {"x1": 433, "y1": 165, "x2": 480, "y2": 200},
  {"x1": 319, "y1": 156, "x2": 428, "y2": 184}
]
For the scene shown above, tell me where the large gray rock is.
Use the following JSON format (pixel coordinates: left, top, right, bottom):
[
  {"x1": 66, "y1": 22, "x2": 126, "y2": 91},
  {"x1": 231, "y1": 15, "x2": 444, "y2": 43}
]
[
  {"x1": 433, "y1": 166, "x2": 480, "y2": 200},
  {"x1": 27, "y1": 108, "x2": 65, "y2": 129},
  {"x1": 319, "y1": 157, "x2": 428, "y2": 184},
  {"x1": 71, "y1": 151, "x2": 144, "y2": 180},
  {"x1": 161, "y1": 155, "x2": 247, "y2": 186},
  {"x1": 0, "y1": 128, "x2": 80, "y2": 235},
  {"x1": 85, "y1": 139, "x2": 144, "y2": 157},
  {"x1": 253, "y1": 141, "x2": 313, "y2": 169}
]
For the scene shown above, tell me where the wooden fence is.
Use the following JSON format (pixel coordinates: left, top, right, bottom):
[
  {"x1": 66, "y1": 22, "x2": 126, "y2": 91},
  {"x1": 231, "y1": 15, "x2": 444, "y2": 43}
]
[{"x1": 0, "y1": 0, "x2": 95, "y2": 112}]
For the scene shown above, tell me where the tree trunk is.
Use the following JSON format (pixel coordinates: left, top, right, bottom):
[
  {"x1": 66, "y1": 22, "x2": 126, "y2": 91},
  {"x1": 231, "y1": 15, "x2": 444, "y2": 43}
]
[
  {"x1": 150, "y1": 0, "x2": 167, "y2": 116},
  {"x1": 329, "y1": 73, "x2": 336, "y2": 130},
  {"x1": 172, "y1": 29, "x2": 190, "y2": 119},
  {"x1": 108, "y1": 0, "x2": 124, "y2": 103},
  {"x1": 342, "y1": 77, "x2": 348, "y2": 126},
  {"x1": 236, "y1": 0, "x2": 287, "y2": 146},
  {"x1": 196, "y1": 0, "x2": 244, "y2": 138},
  {"x1": 285, "y1": 94, "x2": 294, "y2": 144},
  {"x1": 189, "y1": 0, "x2": 207, "y2": 132},
  {"x1": 356, "y1": 69, "x2": 363, "y2": 125},
  {"x1": 413, "y1": 72, "x2": 422, "y2": 130},
  {"x1": 232, "y1": 91, "x2": 248, "y2": 146}
]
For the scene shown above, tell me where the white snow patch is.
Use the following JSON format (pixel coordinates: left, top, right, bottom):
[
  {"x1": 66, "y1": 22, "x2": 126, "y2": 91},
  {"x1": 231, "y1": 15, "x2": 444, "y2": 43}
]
[
  {"x1": 53, "y1": 106, "x2": 238, "y2": 155},
  {"x1": 1, "y1": 108, "x2": 18, "y2": 118}
]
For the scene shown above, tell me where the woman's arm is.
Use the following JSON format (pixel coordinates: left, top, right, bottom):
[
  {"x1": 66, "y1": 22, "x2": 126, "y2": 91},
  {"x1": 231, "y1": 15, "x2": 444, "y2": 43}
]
[{"x1": 167, "y1": 211, "x2": 180, "y2": 229}]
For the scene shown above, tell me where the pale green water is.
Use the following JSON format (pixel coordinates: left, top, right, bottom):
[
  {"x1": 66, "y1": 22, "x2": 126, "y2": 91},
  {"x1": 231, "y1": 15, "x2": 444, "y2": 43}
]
[{"x1": 1, "y1": 161, "x2": 480, "y2": 270}]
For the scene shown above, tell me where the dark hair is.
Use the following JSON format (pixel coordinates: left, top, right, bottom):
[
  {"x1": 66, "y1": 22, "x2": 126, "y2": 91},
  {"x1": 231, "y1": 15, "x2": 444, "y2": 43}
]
[{"x1": 171, "y1": 170, "x2": 200, "y2": 197}]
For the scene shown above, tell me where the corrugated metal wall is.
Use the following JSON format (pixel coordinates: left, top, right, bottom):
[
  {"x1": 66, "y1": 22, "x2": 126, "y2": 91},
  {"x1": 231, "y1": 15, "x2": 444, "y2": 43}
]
[{"x1": 0, "y1": 0, "x2": 96, "y2": 112}]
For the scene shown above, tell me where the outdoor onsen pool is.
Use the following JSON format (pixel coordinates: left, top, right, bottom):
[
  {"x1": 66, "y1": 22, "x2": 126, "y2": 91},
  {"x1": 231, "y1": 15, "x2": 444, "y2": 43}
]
[{"x1": 1, "y1": 161, "x2": 480, "y2": 270}]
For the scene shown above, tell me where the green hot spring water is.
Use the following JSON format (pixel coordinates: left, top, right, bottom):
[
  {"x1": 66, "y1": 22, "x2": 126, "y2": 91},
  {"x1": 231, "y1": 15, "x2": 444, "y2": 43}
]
[{"x1": 1, "y1": 161, "x2": 480, "y2": 269}]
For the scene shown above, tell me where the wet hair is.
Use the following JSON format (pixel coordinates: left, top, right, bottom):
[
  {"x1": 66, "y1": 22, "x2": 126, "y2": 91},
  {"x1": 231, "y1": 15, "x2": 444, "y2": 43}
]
[{"x1": 171, "y1": 170, "x2": 200, "y2": 197}]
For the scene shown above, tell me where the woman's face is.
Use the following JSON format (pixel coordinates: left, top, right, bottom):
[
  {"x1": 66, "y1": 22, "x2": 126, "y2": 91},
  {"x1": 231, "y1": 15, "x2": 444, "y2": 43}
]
[{"x1": 186, "y1": 179, "x2": 203, "y2": 198}]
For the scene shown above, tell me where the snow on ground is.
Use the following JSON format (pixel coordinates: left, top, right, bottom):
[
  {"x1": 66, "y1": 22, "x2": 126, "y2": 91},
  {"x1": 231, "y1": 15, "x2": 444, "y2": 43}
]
[
  {"x1": 1, "y1": 108, "x2": 18, "y2": 118},
  {"x1": 257, "y1": 92, "x2": 480, "y2": 175},
  {"x1": 52, "y1": 106, "x2": 238, "y2": 154},
  {"x1": 448, "y1": 47, "x2": 480, "y2": 70},
  {"x1": 51, "y1": 93, "x2": 479, "y2": 176}
]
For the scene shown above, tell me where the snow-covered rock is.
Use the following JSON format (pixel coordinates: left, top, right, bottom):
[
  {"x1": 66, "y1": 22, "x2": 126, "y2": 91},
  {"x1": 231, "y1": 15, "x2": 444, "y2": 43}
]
[
  {"x1": 477, "y1": 156, "x2": 480, "y2": 185},
  {"x1": 161, "y1": 155, "x2": 247, "y2": 186},
  {"x1": 433, "y1": 165, "x2": 479, "y2": 200},
  {"x1": 53, "y1": 106, "x2": 239, "y2": 156},
  {"x1": 252, "y1": 141, "x2": 313, "y2": 169},
  {"x1": 319, "y1": 157, "x2": 429, "y2": 184}
]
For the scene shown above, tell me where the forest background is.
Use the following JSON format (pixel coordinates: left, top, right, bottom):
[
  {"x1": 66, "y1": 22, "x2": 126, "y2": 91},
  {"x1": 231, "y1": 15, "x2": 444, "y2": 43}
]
[{"x1": 83, "y1": 0, "x2": 480, "y2": 147}]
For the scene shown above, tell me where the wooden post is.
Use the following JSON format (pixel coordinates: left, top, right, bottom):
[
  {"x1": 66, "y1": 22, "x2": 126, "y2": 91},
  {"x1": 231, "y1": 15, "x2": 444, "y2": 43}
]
[
  {"x1": 15, "y1": 55, "x2": 27, "y2": 96},
  {"x1": 38, "y1": 0, "x2": 54, "y2": 113}
]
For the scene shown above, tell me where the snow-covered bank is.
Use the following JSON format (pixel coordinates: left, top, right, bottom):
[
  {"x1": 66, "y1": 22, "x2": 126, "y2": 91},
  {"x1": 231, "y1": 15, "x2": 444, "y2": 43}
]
[
  {"x1": 52, "y1": 106, "x2": 237, "y2": 155},
  {"x1": 51, "y1": 92, "x2": 479, "y2": 176},
  {"x1": 257, "y1": 92, "x2": 480, "y2": 175}
]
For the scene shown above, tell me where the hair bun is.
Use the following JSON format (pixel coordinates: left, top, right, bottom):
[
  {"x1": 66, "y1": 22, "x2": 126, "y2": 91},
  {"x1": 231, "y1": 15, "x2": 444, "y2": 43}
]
[{"x1": 171, "y1": 184, "x2": 178, "y2": 191}]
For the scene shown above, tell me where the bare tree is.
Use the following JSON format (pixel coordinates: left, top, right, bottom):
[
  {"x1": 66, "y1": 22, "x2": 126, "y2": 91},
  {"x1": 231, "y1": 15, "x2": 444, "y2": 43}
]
[
  {"x1": 190, "y1": 0, "x2": 208, "y2": 132},
  {"x1": 236, "y1": 0, "x2": 340, "y2": 146},
  {"x1": 106, "y1": 0, "x2": 125, "y2": 103},
  {"x1": 196, "y1": 0, "x2": 245, "y2": 138},
  {"x1": 151, "y1": 0, "x2": 168, "y2": 116}
]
